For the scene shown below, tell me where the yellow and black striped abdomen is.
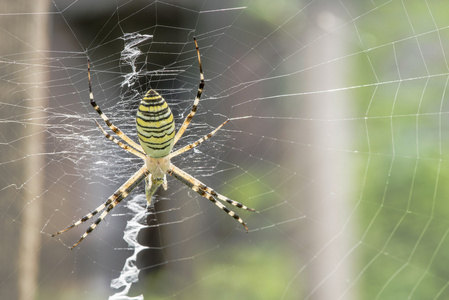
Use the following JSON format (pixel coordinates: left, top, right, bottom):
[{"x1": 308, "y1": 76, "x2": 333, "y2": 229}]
[{"x1": 136, "y1": 89, "x2": 175, "y2": 158}]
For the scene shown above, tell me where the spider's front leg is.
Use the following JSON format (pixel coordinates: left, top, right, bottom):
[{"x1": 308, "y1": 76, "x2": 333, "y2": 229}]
[
  {"x1": 53, "y1": 164, "x2": 149, "y2": 249},
  {"x1": 168, "y1": 163, "x2": 254, "y2": 232}
]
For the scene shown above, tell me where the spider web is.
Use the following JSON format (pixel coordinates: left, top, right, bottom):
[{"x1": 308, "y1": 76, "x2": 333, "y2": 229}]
[{"x1": 2, "y1": 0, "x2": 449, "y2": 299}]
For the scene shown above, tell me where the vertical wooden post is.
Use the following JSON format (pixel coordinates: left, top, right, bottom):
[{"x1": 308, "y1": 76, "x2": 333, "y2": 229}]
[
  {"x1": 0, "y1": 0, "x2": 50, "y2": 299},
  {"x1": 297, "y1": 7, "x2": 356, "y2": 300}
]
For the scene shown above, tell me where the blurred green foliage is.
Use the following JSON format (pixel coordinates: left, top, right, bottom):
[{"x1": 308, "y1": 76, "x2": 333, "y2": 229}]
[
  {"x1": 143, "y1": 243, "x2": 299, "y2": 300},
  {"x1": 355, "y1": 1, "x2": 449, "y2": 299}
]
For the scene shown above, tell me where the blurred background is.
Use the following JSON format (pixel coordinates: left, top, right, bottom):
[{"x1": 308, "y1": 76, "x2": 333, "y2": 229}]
[{"x1": 2, "y1": 0, "x2": 449, "y2": 299}]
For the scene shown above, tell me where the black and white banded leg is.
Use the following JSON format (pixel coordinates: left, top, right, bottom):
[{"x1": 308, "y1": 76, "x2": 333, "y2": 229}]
[
  {"x1": 173, "y1": 38, "x2": 205, "y2": 146},
  {"x1": 168, "y1": 164, "x2": 251, "y2": 231},
  {"x1": 53, "y1": 165, "x2": 149, "y2": 249},
  {"x1": 88, "y1": 59, "x2": 144, "y2": 153}
]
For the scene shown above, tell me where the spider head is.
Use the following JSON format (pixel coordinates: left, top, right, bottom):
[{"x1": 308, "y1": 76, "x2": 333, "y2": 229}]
[{"x1": 146, "y1": 156, "x2": 170, "y2": 180}]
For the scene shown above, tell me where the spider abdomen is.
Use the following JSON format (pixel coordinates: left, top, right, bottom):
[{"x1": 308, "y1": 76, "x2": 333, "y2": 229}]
[{"x1": 136, "y1": 89, "x2": 175, "y2": 158}]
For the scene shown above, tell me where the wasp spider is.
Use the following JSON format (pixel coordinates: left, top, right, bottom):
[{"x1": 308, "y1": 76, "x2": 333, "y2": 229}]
[{"x1": 52, "y1": 38, "x2": 255, "y2": 249}]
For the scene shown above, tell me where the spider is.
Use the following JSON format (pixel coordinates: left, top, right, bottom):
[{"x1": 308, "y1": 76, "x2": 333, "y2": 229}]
[{"x1": 52, "y1": 38, "x2": 255, "y2": 249}]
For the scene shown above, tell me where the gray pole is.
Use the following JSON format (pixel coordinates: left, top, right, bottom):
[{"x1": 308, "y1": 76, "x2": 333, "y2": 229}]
[
  {"x1": 0, "y1": 0, "x2": 50, "y2": 299},
  {"x1": 298, "y1": 8, "x2": 356, "y2": 300}
]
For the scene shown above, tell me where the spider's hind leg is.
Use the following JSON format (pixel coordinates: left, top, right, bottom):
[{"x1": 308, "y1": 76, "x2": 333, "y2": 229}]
[{"x1": 87, "y1": 59, "x2": 144, "y2": 152}]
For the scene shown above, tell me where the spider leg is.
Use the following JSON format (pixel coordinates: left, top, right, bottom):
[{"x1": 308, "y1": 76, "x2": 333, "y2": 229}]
[
  {"x1": 201, "y1": 186, "x2": 255, "y2": 211},
  {"x1": 170, "y1": 120, "x2": 228, "y2": 159},
  {"x1": 95, "y1": 121, "x2": 146, "y2": 160},
  {"x1": 170, "y1": 164, "x2": 254, "y2": 211},
  {"x1": 87, "y1": 59, "x2": 144, "y2": 153},
  {"x1": 53, "y1": 164, "x2": 149, "y2": 249},
  {"x1": 52, "y1": 197, "x2": 113, "y2": 236},
  {"x1": 168, "y1": 163, "x2": 253, "y2": 232},
  {"x1": 173, "y1": 38, "x2": 205, "y2": 146}
]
